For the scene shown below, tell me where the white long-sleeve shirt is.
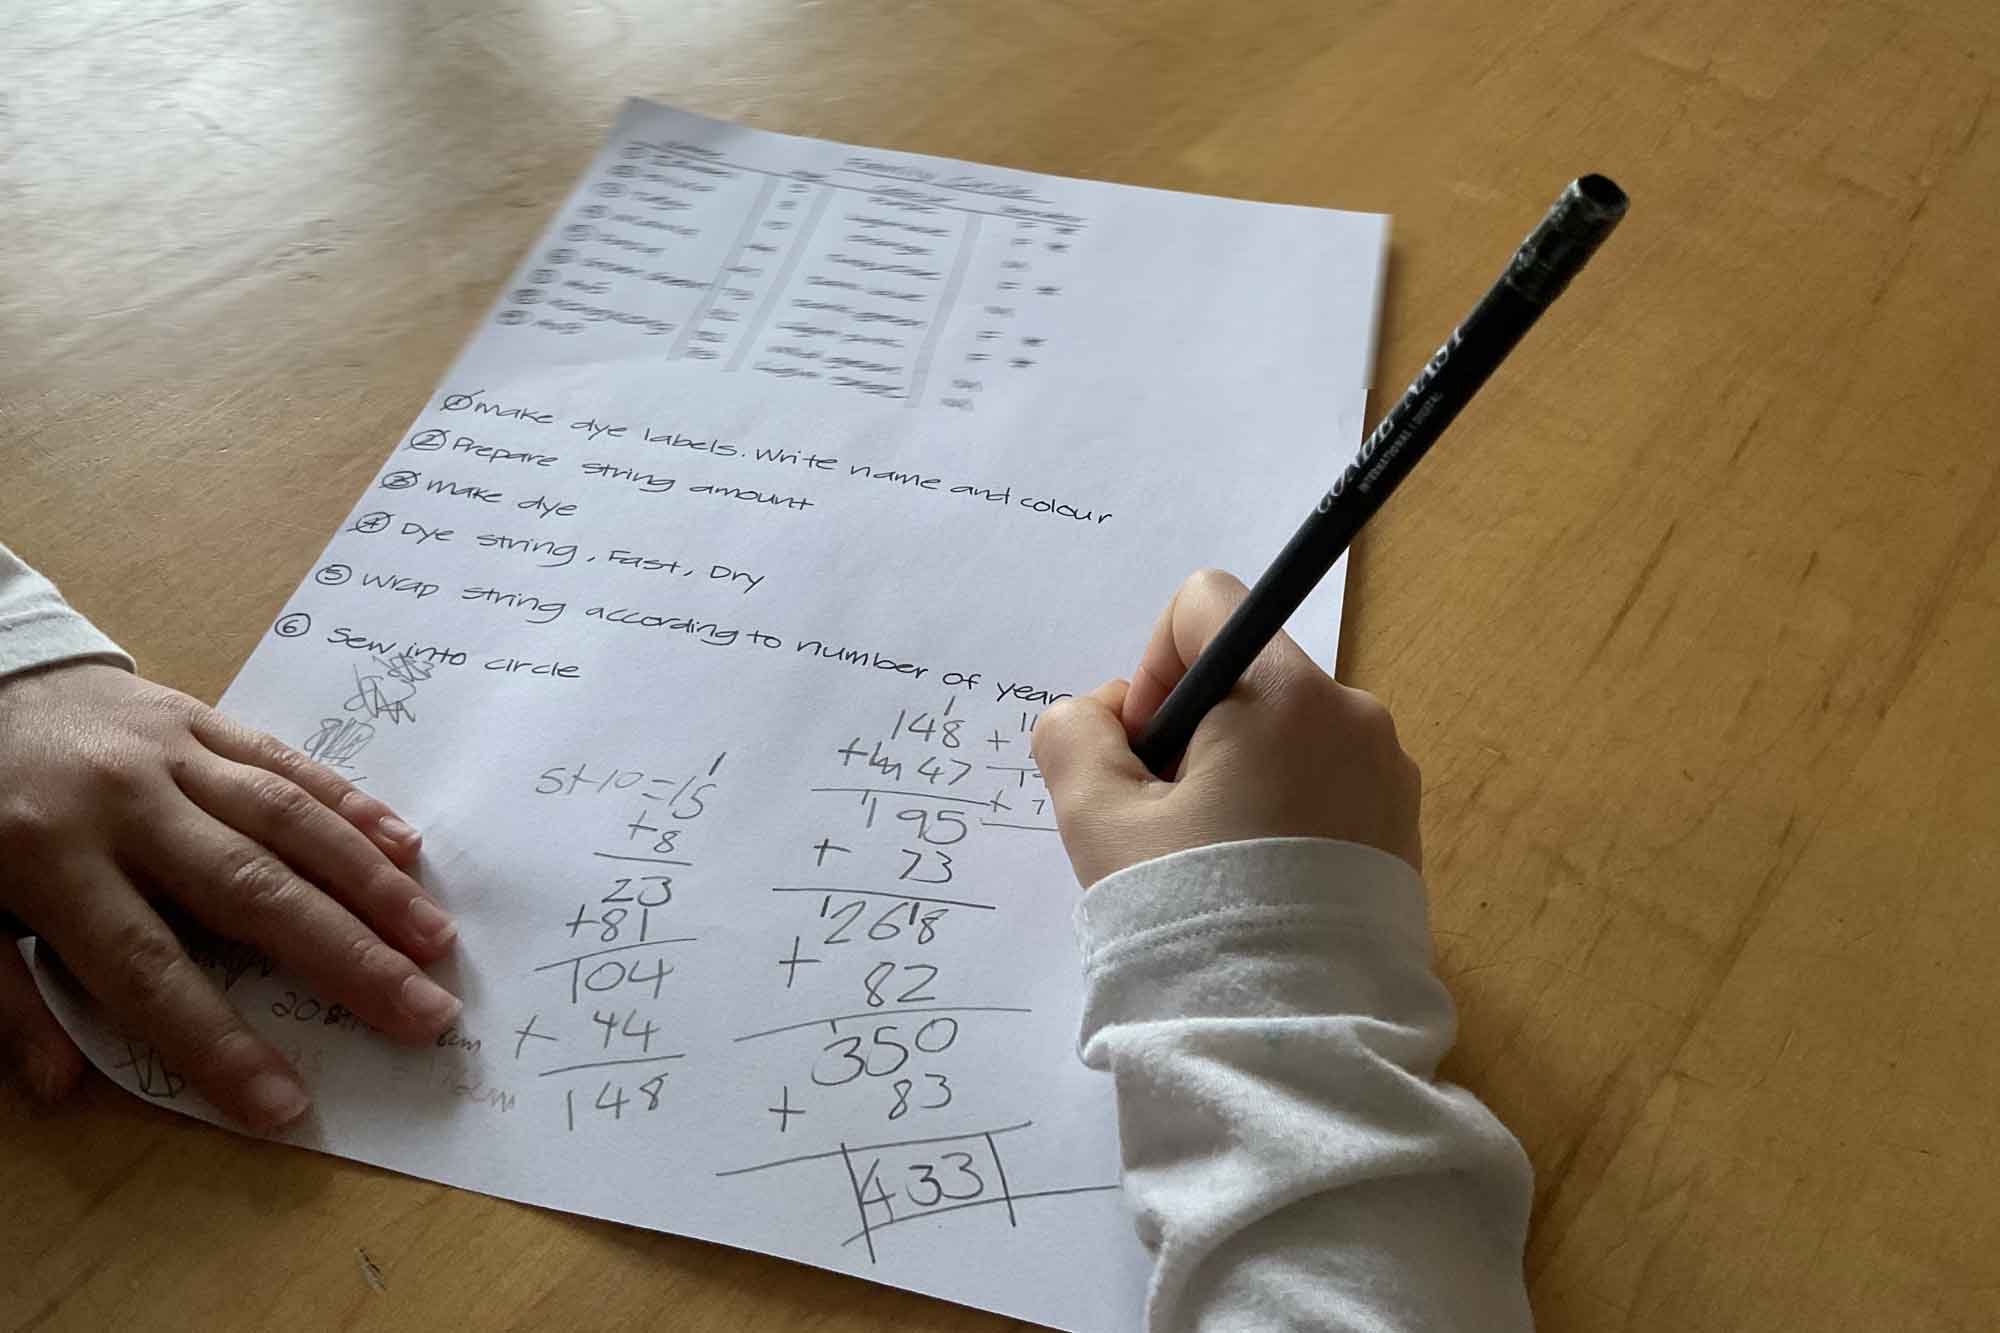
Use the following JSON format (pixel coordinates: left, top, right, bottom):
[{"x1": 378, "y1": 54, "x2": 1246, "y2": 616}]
[
  {"x1": 1078, "y1": 838, "x2": 1535, "y2": 1331},
  {"x1": 0, "y1": 542, "x2": 133, "y2": 678},
  {"x1": 3, "y1": 544, "x2": 1532, "y2": 1328}
]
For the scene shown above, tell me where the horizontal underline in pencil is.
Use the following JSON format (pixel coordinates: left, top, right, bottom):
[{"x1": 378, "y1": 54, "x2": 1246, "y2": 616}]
[
  {"x1": 809, "y1": 786, "x2": 995, "y2": 806},
  {"x1": 538, "y1": 1053, "x2": 687, "y2": 1077},
  {"x1": 732, "y1": 1004, "x2": 1033, "y2": 1043},
  {"x1": 591, "y1": 852, "x2": 694, "y2": 866},
  {"x1": 769, "y1": 886, "x2": 996, "y2": 910},
  {"x1": 712, "y1": 1120, "x2": 1035, "y2": 1176},
  {"x1": 531, "y1": 937, "x2": 700, "y2": 971}
]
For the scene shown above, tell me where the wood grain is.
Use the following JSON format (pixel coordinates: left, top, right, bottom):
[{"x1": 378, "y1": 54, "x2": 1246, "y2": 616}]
[{"x1": 4, "y1": 1, "x2": 1997, "y2": 1328}]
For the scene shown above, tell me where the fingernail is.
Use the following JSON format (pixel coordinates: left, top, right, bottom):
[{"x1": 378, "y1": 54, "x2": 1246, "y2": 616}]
[
  {"x1": 245, "y1": 1072, "x2": 310, "y2": 1129},
  {"x1": 408, "y1": 896, "x2": 457, "y2": 946},
  {"x1": 377, "y1": 815, "x2": 420, "y2": 845},
  {"x1": 400, "y1": 973, "x2": 462, "y2": 1027}
]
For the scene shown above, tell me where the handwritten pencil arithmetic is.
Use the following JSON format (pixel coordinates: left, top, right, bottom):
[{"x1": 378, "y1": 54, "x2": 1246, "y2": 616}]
[
  {"x1": 32, "y1": 99, "x2": 1400, "y2": 1333},
  {"x1": 1131, "y1": 175, "x2": 1629, "y2": 775}
]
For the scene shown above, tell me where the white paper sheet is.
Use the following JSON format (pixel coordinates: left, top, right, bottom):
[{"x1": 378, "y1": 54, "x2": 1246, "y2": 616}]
[{"x1": 37, "y1": 100, "x2": 1384, "y2": 1330}]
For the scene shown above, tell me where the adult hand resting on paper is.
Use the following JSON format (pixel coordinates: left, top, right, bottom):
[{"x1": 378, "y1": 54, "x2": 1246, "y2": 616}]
[
  {"x1": 0, "y1": 662, "x2": 461, "y2": 1130},
  {"x1": 1032, "y1": 569, "x2": 1422, "y2": 888}
]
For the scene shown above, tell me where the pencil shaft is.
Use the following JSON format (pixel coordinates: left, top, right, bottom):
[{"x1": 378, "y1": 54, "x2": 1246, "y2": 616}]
[{"x1": 1130, "y1": 177, "x2": 1626, "y2": 775}]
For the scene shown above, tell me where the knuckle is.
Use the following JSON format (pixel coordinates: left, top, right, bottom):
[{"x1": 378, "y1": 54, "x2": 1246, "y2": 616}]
[
  {"x1": 1030, "y1": 705, "x2": 1115, "y2": 791},
  {"x1": 143, "y1": 686, "x2": 203, "y2": 726},
  {"x1": 250, "y1": 774, "x2": 321, "y2": 828},
  {"x1": 361, "y1": 863, "x2": 414, "y2": 908},
  {"x1": 110, "y1": 920, "x2": 190, "y2": 1009},
  {"x1": 1343, "y1": 685, "x2": 1389, "y2": 721},
  {"x1": 1241, "y1": 671, "x2": 1324, "y2": 739},
  {"x1": 1244, "y1": 644, "x2": 1329, "y2": 709},
  {"x1": 0, "y1": 794, "x2": 56, "y2": 851},
  {"x1": 177, "y1": 1018, "x2": 258, "y2": 1084},
  {"x1": 1033, "y1": 695, "x2": 1085, "y2": 731},
  {"x1": 1339, "y1": 687, "x2": 1401, "y2": 742},
  {"x1": 1029, "y1": 699, "x2": 1085, "y2": 758},
  {"x1": 85, "y1": 750, "x2": 154, "y2": 804},
  {"x1": 257, "y1": 737, "x2": 311, "y2": 782},
  {"x1": 325, "y1": 777, "x2": 364, "y2": 815},
  {"x1": 1187, "y1": 567, "x2": 1239, "y2": 597},
  {"x1": 221, "y1": 847, "x2": 306, "y2": 918},
  {"x1": 1399, "y1": 747, "x2": 1423, "y2": 792},
  {"x1": 344, "y1": 932, "x2": 406, "y2": 987}
]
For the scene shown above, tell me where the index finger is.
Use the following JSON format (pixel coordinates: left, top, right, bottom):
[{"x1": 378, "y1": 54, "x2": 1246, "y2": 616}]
[{"x1": 189, "y1": 707, "x2": 422, "y2": 866}]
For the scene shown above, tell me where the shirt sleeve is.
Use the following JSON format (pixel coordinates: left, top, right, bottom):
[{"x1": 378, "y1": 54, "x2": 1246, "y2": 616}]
[
  {"x1": 1075, "y1": 837, "x2": 1535, "y2": 1332},
  {"x1": 0, "y1": 541, "x2": 135, "y2": 680}
]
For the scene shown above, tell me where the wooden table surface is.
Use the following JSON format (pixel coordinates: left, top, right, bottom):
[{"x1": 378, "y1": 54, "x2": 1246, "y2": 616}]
[{"x1": 6, "y1": 1, "x2": 1998, "y2": 1329}]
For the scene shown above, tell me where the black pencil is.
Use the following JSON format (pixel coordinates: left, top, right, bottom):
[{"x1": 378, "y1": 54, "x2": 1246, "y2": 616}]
[{"x1": 1131, "y1": 174, "x2": 1629, "y2": 775}]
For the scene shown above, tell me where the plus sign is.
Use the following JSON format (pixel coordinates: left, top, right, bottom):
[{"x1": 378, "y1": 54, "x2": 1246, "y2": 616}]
[
  {"x1": 513, "y1": 1013, "x2": 558, "y2": 1059},
  {"x1": 778, "y1": 935, "x2": 821, "y2": 988},
  {"x1": 768, "y1": 1085, "x2": 804, "y2": 1132},
  {"x1": 813, "y1": 838, "x2": 851, "y2": 867},
  {"x1": 985, "y1": 728, "x2": 1008, "y2": 751}
]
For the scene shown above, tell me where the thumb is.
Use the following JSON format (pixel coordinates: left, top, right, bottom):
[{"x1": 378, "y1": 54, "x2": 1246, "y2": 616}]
[{"x1": 1032, "y1": 680, "x2": 1152, "y2": 801}]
